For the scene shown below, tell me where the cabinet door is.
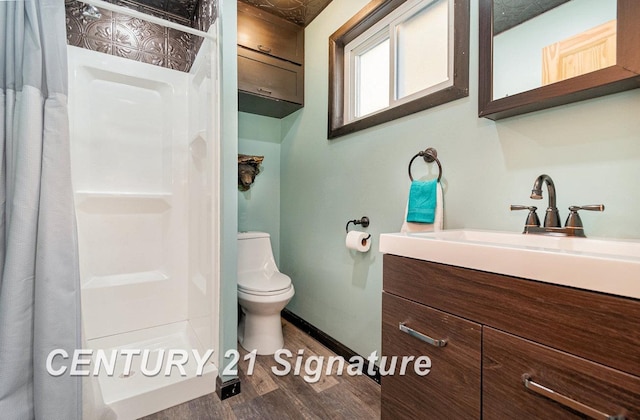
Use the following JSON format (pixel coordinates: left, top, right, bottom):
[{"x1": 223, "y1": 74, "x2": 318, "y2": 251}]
[
  {"x1": 238, "y1": 47, "x2": 304, "y2": 105},
  {"x1": 483, "y1": 327, "x2": 640, "y2": 419},
  {"x1": 237, "y1": 2, "x2": 304, "y2": 64},
  {"x1": 382, "y1": 292, "x2": 481, "y2": 419}
]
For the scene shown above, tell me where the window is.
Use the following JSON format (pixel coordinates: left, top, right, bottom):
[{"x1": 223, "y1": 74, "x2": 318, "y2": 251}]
[
  {"x1": 329, "y1": 0, "x2": 469, "y2": 139},
  {"x1": 352, "y1": 35, "x2": 390, "y2": 118}
]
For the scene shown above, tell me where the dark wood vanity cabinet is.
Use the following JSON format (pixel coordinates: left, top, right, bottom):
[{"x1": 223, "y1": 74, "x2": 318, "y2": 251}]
[
  {"x1": 483, "y1": 328, "x2": 640, "y2": 419},
  {"x1": 382, "y1": 254, "x2": 640, "y2": 419},
  {"x1": 382, "y1": 293, "x2": 481, "y2": 419},
  {"x1": 237, "y1": 2, "x2": 304, "y2": 118}
]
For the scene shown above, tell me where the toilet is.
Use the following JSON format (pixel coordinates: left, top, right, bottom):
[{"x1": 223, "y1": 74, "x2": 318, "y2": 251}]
[{"x1": 237, "y1": 232, "x2": 295, "y2": 355}]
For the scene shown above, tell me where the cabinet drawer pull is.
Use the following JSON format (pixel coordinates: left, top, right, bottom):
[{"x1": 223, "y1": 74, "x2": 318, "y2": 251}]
[
  {"x1": 399, "y1": 323, "x2": 447, "y2": 347},
  {"x1": 522, "y1": 375, "x2": 625, "y2": 420},
  {"x1": 257, "y1": 88, "x2": 272, "y2": 95},
  {"x1": 257, "y1": 44, "x2": 272, "y2": 53}
]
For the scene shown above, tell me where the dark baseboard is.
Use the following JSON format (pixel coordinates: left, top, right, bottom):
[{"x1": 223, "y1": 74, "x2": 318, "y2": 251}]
[
  {"x1": 282, "y1": 308, "x2": 381, "y2": 384},
  {"x1": 216, "y1": 376, "x2": 241, "y2": 400}
]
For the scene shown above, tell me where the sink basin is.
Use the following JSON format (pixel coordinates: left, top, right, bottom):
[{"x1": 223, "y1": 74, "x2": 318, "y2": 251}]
[{"x1": 379, "y1": 229, "x2": 640, "y2": 299}]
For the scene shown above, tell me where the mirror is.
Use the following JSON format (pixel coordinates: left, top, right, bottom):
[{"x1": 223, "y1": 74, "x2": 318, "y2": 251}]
[{"x1": 479, "y1": 0, "x2": 640, "y2": 120}]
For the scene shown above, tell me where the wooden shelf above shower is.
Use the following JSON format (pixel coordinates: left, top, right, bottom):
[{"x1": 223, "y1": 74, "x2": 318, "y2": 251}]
[{"x1": 237, "y1": 1, "x2": 304, "y2": 118}]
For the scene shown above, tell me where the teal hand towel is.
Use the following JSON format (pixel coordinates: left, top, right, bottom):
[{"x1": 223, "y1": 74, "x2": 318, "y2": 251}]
[{"x1": 407, "y1": 179, "x2": 437, "y2": 223}]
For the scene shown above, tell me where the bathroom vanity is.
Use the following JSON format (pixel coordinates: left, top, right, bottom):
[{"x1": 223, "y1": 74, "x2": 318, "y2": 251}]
[{"x1": 380, "y1": 230, "x2": 640, "y2": 419}]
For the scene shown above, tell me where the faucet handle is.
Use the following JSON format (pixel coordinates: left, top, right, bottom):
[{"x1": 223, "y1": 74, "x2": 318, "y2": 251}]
[
  {"x1": 510, "y1": 205, "x2": 540, "y2": 227},
  {"x1": 565, "y1": 205, "x2": 605, "y2": 229},
  {"x1": 569, "y1": 204, "x2": 605, "y2": 212}
]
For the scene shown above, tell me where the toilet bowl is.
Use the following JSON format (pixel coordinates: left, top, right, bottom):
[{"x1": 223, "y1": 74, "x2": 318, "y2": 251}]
[{"x1": 237, "y1": 232, "x2": 295, "y2": 355}]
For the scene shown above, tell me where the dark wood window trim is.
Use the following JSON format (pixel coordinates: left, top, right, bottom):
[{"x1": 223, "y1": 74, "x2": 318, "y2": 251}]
[
  {"x1": 328, "y1": 0, "x2": 470, "y2": 139},
  {"x1": 478, "y1": 0, "x2": 640, "y2": 120}
]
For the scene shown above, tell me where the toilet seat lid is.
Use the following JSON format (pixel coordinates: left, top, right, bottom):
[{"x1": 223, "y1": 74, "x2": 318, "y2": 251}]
[{"x1": 238, "y1": 270, "x2": 292, "y2": 293}]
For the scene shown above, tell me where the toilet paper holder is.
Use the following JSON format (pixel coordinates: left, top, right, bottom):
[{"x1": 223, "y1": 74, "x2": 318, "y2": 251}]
[{"x1": 346, "y1": 216, "x2": 371, "y2": 239}]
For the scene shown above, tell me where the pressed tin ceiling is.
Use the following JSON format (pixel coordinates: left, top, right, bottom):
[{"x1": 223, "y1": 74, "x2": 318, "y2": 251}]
[
  {"x1": 65, "y1": 0, "x2": 216, "y2": 72},
  {"x1": 493, "y1": 0, "x2": 570, "y2": 35},
  {"x1": 99, "y1": 0, "x2": 332, "y2": 27},
  {"x1": 106, "y1": 0, "x2": 199, "y2": 24},
  {"x1": 90, "y1": 0, "x2": 568, "y2": 33},
  {"x1": 239, "y1": 0, "x2": 333, "y2": 27}
]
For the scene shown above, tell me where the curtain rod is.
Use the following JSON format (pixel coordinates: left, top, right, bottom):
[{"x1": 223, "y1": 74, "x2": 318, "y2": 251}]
[{"x1": 74, "y1": 0, "x2": 217, "y2": 41}]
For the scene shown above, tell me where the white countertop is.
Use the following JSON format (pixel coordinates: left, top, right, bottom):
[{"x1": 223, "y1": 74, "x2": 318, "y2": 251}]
[{"x1": 379, "y1": 229, "x2": 640, "y2": 300}]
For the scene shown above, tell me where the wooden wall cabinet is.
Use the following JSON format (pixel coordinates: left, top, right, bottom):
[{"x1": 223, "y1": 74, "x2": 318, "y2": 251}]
[
  {"x1": 382, "y1": 254, "x2": 640, "y2": 419},
  {"x1": 237, "y1": 1, "x2": 304, "y2": 118}
]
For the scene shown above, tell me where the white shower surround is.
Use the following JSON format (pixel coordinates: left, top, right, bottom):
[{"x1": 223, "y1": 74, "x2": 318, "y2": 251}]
[{"x1": 68, "y1": 36, "x2": 220, "y2": 419}]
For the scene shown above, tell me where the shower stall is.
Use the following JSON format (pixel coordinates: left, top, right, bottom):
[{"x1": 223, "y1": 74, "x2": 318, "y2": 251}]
[{"x1": 66, "y1": 2, "x2": 220, "y2": 418}]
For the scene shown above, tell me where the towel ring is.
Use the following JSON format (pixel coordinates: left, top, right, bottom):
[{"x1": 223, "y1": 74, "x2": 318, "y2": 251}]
[{"x1": 408, "y1": 147, "x2": 442, "y2": 182}]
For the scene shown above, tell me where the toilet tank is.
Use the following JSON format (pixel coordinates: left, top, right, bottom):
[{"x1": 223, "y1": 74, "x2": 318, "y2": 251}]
[{"x1": 237, "y1": 232, "x2": 277, "y2": 273}]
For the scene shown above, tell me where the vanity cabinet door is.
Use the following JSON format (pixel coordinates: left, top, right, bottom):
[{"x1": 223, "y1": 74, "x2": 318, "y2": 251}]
[
  {"x1": 483, "y1": 327, "x2": 640, "y2": 419},
  {"x1": 382, "y1": 292, "x2": 482, "y2": 420}
]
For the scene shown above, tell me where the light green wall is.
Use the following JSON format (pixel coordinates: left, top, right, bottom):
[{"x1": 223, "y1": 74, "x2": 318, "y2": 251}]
[
  {"x1": 218, "y1": 0, "x2": 238, "y2": 382},
  {"x1": 238, "y1": 112, "x2": 282, "y2": 264},
  {"x1": 278, "y1": 0, "x2": 640, "y2": 358}
]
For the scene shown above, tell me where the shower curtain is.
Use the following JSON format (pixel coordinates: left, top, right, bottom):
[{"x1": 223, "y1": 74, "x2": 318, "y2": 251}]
[{"x1": 0, "y1": 0, "x2": 81, "y2": 418}]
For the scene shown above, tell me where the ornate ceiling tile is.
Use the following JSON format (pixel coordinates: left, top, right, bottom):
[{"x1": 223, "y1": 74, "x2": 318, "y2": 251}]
[
  {"x1": 65, "y1": 0, "x2": 216, "y2": 72},
  {"x1": 238, "y1": 0, "x2": 333, "y2": 27},
  {"x1": 107, "y1": 0, "x2": 197, "y2": 24}
]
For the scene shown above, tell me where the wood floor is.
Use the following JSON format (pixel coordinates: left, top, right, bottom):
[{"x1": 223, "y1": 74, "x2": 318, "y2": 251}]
[{"x1": 141, "y1": 319, "x2": 381, "y2": 419}]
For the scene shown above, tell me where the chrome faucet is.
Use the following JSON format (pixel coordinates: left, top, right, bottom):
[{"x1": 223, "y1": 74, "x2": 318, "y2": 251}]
[
  {"x1": 530, "y1": 174, "x2": 561, "y2": 228},
  {"x1": 511, "y1": 174, "x2": 605, "y2": 237}
]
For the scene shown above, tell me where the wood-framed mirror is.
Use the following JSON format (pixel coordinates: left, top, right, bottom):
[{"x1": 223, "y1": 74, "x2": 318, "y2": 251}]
[{"x1": 479, "y1": 0, "x2": 640, "y2": 120}]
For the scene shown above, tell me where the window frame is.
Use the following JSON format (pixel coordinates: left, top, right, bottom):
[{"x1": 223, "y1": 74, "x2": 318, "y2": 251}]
[{"x1": 328, "y1": 0, "x2": 469, "y2": 139}]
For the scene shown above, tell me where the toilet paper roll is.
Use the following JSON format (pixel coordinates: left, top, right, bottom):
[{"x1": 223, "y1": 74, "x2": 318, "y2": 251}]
[{"x1": 346, "y1": 230, "x2": 372, "y2": 252}]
